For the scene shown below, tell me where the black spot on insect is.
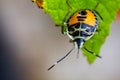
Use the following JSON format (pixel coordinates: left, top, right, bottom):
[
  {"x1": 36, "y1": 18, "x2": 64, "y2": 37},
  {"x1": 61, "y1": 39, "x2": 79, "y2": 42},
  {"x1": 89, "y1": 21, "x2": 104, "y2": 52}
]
[
  {"x1": 85, "y1": 29, "x2": 90, "y2": 32},
  {"x1": 72, "y1": 31, "x2": 79, "y2": 37},
  {"x1": 80, "y1": 10, "x2": 87, "y2": 15},
  {"x1": 77, "y1": 15, "x2": 86, "y2": 21},
  {"x1": 68, "y1": 27, "x2": 75, "y2": 32},
  {"x1": 74, "y1": 23, "x2": 80, "y2": 29},
  {"x1": 77, "y1": 16, "x2": 86, "y2": 18},
  {"x1": 78, "y1": 18, "x2": 85, "y2": 21},
  {"x1": 95, "y1": 17, "x2": 98, "y2": 20}
]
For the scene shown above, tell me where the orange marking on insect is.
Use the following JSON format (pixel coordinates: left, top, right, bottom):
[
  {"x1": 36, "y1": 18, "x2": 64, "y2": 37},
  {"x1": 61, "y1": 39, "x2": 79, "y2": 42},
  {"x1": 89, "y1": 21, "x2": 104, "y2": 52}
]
[
  {"x1": 68, "y1": 10, "x2": 97, "y2": 27},
  {"x1": 68, "y1": 12, "x2": 84, "y2": 26},
  {"x1": 84, "y1": 10, "x2": 96, "y2": 27}
]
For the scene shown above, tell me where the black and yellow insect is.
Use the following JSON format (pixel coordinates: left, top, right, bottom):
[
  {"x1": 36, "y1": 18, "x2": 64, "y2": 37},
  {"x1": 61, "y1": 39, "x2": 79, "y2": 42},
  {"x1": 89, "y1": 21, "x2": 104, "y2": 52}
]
[
  {"x1": 48, "y1": 0, "x2": 103, "y2": 70},
  {"x1": 66, "y1": 9, "x2": 98, "y2": 49}
]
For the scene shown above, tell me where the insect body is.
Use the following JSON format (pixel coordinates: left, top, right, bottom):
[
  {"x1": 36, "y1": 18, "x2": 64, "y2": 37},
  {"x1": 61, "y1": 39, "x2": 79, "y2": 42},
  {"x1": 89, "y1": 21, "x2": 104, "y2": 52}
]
[
  {"x1": 66, "y1": 10, "x2": 98, "y2": 56},
  {"x1": 48, "y1": 9, "x2": 101, "y2": 71},
  {"x1": 48, "y1": 1, "x2": 102, "y2": 70}
]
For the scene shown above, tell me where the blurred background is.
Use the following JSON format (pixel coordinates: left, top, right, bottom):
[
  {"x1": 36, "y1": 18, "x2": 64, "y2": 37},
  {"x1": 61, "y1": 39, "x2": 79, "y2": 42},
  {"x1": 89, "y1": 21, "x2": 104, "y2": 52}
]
[{"x1": 0, "y1": 0, "x2": 120, "y2": 80}]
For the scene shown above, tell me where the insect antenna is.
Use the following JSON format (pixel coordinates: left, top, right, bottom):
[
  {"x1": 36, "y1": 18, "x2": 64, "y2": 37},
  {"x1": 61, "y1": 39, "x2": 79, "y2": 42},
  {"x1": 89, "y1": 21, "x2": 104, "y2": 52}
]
[{"x1": 48, "y1": 47, "x2": 75, "y2": 71}]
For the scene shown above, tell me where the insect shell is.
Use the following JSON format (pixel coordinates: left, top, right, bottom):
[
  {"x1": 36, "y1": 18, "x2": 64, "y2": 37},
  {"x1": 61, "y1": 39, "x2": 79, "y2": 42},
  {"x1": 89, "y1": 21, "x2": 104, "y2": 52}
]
[
  {"x1": 66, "y1": 9, "x2": 98, "y2": 50},
  {"x1": 48, "y1": 9, "x2": 100, "y2": 71}
]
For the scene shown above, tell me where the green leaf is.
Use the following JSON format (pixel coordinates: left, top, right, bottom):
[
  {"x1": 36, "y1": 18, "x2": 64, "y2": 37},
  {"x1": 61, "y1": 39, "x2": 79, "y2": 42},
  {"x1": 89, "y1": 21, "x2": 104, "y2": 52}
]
[{"x1": 36, "y1": 0, "x2": 120, "y2": 63}]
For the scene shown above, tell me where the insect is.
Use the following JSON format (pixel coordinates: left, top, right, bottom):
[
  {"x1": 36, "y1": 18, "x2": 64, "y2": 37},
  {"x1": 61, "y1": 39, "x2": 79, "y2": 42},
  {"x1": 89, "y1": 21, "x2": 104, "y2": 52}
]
[
  {"x1": 32, "y1": 0, "x2": 43, "y2": 8},
  {"x1": 47, "y1": 0, "x2": 103, "y2": 70}
]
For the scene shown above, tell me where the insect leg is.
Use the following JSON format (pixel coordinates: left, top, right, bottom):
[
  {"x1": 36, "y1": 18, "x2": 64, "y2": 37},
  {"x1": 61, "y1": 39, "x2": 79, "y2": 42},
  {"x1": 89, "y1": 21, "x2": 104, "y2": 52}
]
[
  {"x1": 96, "y1": 29, "x2": 101, "y2": 32},
  {"x1": 95, "y1": 11, "x2": 103, "y2": 21},
  {"x1": 93, "y1": 2, "x2": 103, "y2": 21},
  {"x1": 83, "y1": 47, "x2": 102, "y2": 58},
  {"x1": 61, "y1": 0, "x2": 72, "y2": 34}
]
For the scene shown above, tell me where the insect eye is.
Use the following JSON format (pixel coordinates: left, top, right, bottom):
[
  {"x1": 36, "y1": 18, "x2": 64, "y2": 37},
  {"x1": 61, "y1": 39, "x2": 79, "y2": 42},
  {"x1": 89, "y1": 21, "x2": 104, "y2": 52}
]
[{"x1": 80, "y1": 10, "x2": 87, "y2": 15}]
